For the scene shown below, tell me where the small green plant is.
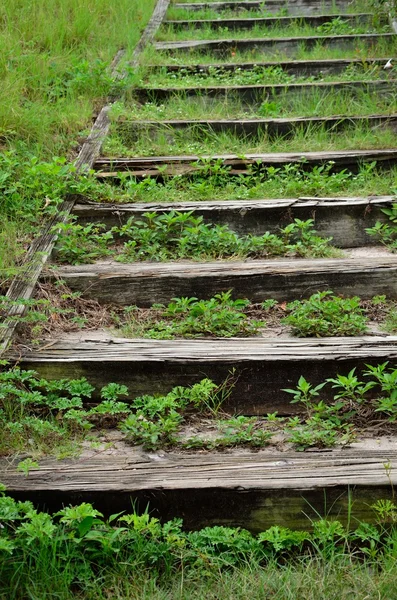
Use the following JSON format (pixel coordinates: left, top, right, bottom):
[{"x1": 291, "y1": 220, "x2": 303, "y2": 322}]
[
  {"x1": 120, "y1": 291, "x2": 265, "y2": 339},
  {"x1": 366, "y1": 203, "x2": 397, "y2": 252},
  {"x1": 16, "y1": 458, "x2": 40, "y2": 477},
  {"x1": 282, "y1": 291, "x2": 368, "y2": 337}
]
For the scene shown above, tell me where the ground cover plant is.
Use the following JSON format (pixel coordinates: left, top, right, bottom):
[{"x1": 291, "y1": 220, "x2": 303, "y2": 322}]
[
  {"x1": 1, "y1": 484, "x2": 397, "y2": 599},
  {"x1": 1, "y1": 361, "x2": 397, "y2": 458},
  {"x1": 52, "y1": 212, "x2": 339, "y2": 265},
  {"x1": 142, "y1": 36, "x2": 397, "y2": 65}
]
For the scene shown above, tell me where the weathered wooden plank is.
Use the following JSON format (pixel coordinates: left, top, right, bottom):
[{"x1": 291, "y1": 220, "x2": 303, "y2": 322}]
[
  {"x1": 115, "y1": 115, "x2": 397, "y2": 140},
  {"x1": 72, "y1": 196, "x2": 393, "y2": 248},
  {"x1": 147, "y1": 57, "x2": 392, "y2": 77},
  {"x1": 134, "y1": 79, "x2": 396, "y2": 103},
  {"x1": 1, "y1": 449, "x2": 396, "y2": 530},
  {"x1": 173, "y1": 0, "x2": 358, "y2": 16},
  {"x1": 154, "y1": 33, "x2": 395, "y2": 54},
  {"x1": 44, "y1": 257, "x2": 397, "y2": 307},
  {"x1": 164, "y1": 13, "x2": 378, "y2": 29},
  {"x1": 0, "y1": 199, "x2": 75, "y2": 354},
  {"x1": 94, "y1": 149, "x2": 397, "y2": 178}
]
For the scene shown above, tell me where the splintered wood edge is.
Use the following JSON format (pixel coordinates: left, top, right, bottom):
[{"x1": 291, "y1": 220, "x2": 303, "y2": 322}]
[
  {"x1": 8, "y1": 336, "x2": 397, "y2": 362},
  {"x1": 0, "y1": 0, "x2": 169, "y2": 356}
]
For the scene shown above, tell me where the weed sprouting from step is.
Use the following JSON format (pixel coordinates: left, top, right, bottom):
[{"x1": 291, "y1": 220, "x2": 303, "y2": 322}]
[
  {"x1": 53, "y1": 212, "x2": 339, "y2": 265},
  {"x1": 282, "y1": 291, "x2": 369, "y2": 337},
  {"x1": 118, "y1": 291, "x2": 265, "y2": 339},
  {"x1": 366, "y1": 202, "x2": 397, "y2": 252}
]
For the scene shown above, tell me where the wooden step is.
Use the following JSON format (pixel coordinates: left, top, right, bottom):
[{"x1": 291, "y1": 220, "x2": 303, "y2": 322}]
[
  {"x1": 134, "y1": 79, "x2": 396, "y2": 103},
  {"x1": 94, "y1": 149, "x2": 397, "y2": 178},
  {"x1": 47, "y1": 256, "x2": 397, "y2": 306},
  {"x1": 115, "y1": 115, "x2": 397, "y2": 139},
  {"x1": 2, "y1": 448, "x2": 397, "y2": 530},
  {"x1": 73, "y1": 196, "x2": 393, "y2": 248},
  {"x1": 154, "y1": 33, "x2": 395, "y2": 54},
  {"x1": 173, "y1": 0, "x2": 358, "y2": 16},
  {"x1": 164, "y1": 13, "x2": 378, "y2": 30},
  {"x1": 7, "y1": 336, "x2": 397, "y2": 413},
  {"x1": 147, "y1": 57, "x2": 392, "y2": 77}
]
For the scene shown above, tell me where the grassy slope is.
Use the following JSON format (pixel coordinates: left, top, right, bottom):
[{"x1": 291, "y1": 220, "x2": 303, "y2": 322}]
[{"x1": 0, "y1": 0, "x2": 155, "y2": 287}]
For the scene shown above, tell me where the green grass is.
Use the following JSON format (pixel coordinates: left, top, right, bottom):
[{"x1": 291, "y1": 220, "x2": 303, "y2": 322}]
[
  {"x1": 113, "y1": 86, "x2": 397, "y2": 121},
  {"x1": 103, "y1": 122, "x2": 397, "y2": 157},
  {"x1": 155, "y1": 18, "x2": 389, "y2": 42},
  {"x1": 0, "y1": 0, "x2": 156, "y2": 288},
  {"x1": 141, "y1": 37, "x2": 397, "y2": 65}
]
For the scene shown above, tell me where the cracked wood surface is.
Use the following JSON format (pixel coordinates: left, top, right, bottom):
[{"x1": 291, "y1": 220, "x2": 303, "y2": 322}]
[
  {"x1": 2, "y1": 449, "x2": 396, "y2": 529},
  {"x1": 94, "y1": 149, "x2": 397, "y2": 177},
  {"x1": 173, "y1": 0, "x2": 356, "y2": 14},
  {"x1": 147, "y1": 57, "x2": 393, "y2": 75},
  {"x1": 47, "y1": 257, "x2": 397, "y2": 306}
]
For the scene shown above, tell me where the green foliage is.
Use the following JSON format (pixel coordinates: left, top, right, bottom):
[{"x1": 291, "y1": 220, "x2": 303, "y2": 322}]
[
  {"x1": 120, "y1": 377, "x2": 233, "y2": 449},
  {"x1": 120, "y1": 291, "x2": 265, "y2": 339},
  {"x1": 283, "y1": 291, "x2": 368, "y2": 337},
  {"x1": 283, "y1": 363, "x2": 397, "y2": 449},
  {"x1": 184, "y1": 416, "x2": 273, "y2": 449},
  {"x1": 366, "y1": 203, "x2": 397, "y2": 252},
  {"x1": 0, "y1": 485, "x2": 397, "y2": 598},
  {"x1": 54, "y1": 212, "x2": 337, "y2": 265}
]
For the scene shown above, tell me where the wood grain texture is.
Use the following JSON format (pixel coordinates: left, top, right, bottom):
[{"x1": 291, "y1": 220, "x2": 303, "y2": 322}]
[
  {"x1": 115, "y1": 114, "x2": 397, "y2": 139},
  {"x1": 8, "y1": 336, "x2": 397, "y2": 413},
  {"x1": 49, "y1": 257, "x2": 397, "y2": 306},
  {"x1": 154, "y1": 33, "x2": 395, "y2": 53},
  {"x1": 164, "y1": 13, "x2": 377, "y2": 30},
  {"x1": 1, "y1": 449, "x2": 396, "y2": 530},
  {"x1": 0, "y1": 199, "x2": 75, "y2": 354},
  {"x1": 134, "y1": 79, "x2": 396, "y2": 102},
  {"x1": 72, "y1": 195, "x2": 393, "y2": 248}
]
